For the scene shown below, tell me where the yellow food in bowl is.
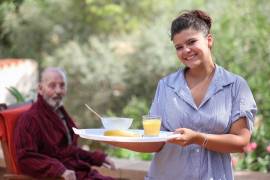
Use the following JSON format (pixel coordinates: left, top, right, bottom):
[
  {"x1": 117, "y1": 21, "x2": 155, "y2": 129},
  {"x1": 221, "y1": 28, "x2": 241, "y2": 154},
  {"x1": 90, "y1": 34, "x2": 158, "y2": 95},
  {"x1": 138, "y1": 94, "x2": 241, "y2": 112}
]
[{"x1": 104, "y1": 130, "x2": 141, "y2": 137}]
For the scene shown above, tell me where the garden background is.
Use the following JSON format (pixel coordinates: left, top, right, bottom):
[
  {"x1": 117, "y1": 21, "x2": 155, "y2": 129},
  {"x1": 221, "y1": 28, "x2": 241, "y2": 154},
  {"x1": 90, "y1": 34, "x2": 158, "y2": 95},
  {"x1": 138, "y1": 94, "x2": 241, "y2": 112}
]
[{"x1": 0, "y1": 0, "x2": 269, "y2": 172}]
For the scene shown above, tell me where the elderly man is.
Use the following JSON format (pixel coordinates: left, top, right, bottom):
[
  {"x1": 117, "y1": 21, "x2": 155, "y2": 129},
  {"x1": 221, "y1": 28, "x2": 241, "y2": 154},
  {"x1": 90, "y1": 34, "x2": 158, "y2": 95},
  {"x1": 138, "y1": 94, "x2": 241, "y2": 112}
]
[{"x1": 14, "y1": 67, "x2": 115, "y2": 180}]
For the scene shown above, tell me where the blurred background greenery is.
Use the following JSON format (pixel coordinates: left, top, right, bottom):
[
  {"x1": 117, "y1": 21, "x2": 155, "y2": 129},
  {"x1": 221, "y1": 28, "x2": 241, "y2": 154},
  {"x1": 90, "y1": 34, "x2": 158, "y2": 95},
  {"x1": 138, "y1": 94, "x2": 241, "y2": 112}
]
[{"x1": 1, "y1": 0, "x2": 269, "y2": 172}]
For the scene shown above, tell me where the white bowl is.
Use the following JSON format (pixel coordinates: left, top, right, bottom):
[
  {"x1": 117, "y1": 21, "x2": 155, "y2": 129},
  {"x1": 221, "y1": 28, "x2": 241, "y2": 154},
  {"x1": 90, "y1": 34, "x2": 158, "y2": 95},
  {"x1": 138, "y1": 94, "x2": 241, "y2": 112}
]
[{"x1": 101, "y1": 117, "x2": 133, "y2": 130}]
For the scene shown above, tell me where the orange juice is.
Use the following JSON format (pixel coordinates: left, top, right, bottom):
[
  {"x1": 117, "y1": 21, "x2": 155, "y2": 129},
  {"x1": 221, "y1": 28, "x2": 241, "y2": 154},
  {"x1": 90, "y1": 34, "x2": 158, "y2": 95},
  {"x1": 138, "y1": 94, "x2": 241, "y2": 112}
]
[{"x1": 142, "y1": 116, "x2": 161, "y2": 136}]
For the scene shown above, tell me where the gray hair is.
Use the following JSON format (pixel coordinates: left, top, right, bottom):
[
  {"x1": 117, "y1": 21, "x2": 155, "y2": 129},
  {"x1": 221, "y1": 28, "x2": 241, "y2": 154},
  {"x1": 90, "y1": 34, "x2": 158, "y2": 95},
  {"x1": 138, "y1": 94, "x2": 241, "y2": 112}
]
[{"x1": 40, "y1": 67, "x2": 67, "y2": 84}]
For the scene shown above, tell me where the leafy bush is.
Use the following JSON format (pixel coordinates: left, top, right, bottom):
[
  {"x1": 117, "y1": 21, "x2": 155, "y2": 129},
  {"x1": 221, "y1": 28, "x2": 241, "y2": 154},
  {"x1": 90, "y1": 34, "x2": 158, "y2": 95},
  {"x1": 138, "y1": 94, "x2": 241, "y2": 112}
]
[
  {"x1": 235, "y1": 118, "x2": 270, "y2": 172},
  {"x1": 107, "y1": 148, "x2": 153, "y2": 161},
  {"x1": 122, "y1": 96, "x2": 149, "y2": 129}
]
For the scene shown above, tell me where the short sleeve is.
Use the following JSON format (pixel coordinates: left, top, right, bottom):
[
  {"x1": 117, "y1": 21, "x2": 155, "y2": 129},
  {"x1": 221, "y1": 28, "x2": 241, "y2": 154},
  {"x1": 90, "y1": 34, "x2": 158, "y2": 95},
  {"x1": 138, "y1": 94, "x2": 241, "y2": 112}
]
[{"x1": 230, "y1": 76, "x2": 257, "y2": 131}]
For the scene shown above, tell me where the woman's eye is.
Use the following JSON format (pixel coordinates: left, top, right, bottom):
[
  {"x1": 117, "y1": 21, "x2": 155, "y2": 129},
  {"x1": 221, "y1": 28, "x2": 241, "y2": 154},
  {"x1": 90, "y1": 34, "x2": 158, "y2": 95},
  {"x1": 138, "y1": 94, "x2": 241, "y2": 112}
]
[
  {"x1": 187, "y1": 40, "x2": 196, "y2": 45},
  {"x1": 176, "y1": 46, "x2": 183, "y2": 51}
]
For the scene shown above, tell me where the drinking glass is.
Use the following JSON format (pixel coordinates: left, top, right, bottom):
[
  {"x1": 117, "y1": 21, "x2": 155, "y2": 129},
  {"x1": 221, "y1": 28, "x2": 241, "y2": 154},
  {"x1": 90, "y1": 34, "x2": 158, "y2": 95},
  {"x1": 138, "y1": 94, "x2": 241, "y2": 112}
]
[{"x1": 142, "y1": 115, "x2": 161, "y2": 136}]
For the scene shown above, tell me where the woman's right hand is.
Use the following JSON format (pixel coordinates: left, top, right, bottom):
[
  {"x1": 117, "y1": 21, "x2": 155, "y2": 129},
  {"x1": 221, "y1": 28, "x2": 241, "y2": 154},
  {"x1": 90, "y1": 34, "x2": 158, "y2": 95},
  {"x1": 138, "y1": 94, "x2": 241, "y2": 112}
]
[{"x1": 167, "y1": 128, "x2": 203, "y2": 147}]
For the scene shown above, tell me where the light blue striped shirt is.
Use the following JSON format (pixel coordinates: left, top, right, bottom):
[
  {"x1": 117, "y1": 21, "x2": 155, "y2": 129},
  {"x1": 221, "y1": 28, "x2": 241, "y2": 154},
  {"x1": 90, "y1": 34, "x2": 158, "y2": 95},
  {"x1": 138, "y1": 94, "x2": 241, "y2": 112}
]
[{"x1": 146, "y1": 65, "x2": 257, "y2": 180}]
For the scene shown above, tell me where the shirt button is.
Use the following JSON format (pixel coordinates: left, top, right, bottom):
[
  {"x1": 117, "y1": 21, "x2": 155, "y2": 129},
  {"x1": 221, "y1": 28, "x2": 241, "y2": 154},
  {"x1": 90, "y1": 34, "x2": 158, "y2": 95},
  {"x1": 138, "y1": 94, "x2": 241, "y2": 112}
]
[{"x1": 196, "y1": 149, "x2": 200, "y2": 152}]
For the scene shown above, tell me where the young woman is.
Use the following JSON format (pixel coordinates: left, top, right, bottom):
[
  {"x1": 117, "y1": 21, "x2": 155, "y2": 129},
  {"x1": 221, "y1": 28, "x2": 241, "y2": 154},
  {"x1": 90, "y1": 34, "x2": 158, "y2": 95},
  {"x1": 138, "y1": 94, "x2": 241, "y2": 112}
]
[
  {"x1": 105, "y1": 10, "x2": 257, "y2": 180},
  {"x1": 145, "y1": 9, "x2": 257, "y2": 180}
]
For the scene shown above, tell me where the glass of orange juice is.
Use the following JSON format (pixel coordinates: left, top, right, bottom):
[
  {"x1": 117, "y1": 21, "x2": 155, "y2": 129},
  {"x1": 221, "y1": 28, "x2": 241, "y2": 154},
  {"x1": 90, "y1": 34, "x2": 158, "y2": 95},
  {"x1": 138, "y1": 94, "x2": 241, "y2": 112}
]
[{"x1": 142, "y1": 115, "x2": 161, "y2": 136}]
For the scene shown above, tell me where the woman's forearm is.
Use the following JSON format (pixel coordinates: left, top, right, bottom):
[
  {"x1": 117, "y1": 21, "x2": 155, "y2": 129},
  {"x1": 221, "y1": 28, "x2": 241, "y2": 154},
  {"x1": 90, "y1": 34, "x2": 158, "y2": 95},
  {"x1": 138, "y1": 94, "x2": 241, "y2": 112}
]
[
  {"x1": 104, "y1": 141, "x2": 165, "y2": 153},
  {"x1": 196, "y1": 129, "x2": 251, "y2": 153}
]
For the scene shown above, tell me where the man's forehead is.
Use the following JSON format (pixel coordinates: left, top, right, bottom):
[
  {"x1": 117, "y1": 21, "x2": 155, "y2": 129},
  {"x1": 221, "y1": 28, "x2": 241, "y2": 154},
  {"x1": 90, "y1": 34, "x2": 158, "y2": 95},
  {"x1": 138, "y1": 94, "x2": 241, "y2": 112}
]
[{"x1": 42, "y1": 71, "x2": 65, "y2": 83}]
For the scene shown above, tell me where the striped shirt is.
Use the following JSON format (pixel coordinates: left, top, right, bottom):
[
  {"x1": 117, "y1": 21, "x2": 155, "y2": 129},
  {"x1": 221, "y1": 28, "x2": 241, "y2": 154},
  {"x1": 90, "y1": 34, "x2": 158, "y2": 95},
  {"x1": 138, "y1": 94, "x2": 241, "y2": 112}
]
[{"x1": 146, "y1": 65, "x2": 257, "y2": 180}]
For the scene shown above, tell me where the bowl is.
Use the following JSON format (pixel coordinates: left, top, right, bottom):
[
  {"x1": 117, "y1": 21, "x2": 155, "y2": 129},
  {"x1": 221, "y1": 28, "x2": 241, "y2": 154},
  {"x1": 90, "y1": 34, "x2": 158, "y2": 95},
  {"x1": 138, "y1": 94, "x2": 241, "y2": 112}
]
[{"x1": 101, "y1": 117, "x2": 133, "y2": 130}]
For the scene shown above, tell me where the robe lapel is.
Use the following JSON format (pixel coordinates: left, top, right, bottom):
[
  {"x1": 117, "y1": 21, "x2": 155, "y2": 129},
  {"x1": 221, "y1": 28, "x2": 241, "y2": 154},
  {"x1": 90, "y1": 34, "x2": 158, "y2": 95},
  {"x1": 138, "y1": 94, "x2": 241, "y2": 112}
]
[
  {"x1": 37, "y1": 95, "x2": 70, "y2": 136},
  {"x1": 60, "y1": 107, "x2": 78, "y2": 143}
]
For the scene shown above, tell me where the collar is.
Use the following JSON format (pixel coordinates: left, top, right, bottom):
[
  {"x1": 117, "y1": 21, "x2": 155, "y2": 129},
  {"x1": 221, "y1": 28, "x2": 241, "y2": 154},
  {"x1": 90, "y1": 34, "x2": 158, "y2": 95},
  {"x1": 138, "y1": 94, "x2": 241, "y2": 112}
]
[
  {"x1": 166, "y1": 64, "x2": 235, "y2": 90},
  {"x1": 165, "y1": 64, "x2": 236, "y2": 109}
]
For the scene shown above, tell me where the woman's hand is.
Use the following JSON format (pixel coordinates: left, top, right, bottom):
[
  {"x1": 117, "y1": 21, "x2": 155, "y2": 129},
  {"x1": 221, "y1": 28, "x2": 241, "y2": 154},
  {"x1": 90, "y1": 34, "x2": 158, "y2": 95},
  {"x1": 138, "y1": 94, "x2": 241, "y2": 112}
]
[{"x1": 167, "y1": 128, "x2": 203, "y2": 147}]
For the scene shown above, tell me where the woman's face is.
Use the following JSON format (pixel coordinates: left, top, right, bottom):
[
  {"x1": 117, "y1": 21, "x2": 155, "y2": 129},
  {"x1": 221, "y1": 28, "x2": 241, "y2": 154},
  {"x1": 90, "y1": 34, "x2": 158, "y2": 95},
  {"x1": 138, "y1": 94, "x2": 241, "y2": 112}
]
[{"x1": 172, "y1": 28, "x2": 213, "y2": 69}]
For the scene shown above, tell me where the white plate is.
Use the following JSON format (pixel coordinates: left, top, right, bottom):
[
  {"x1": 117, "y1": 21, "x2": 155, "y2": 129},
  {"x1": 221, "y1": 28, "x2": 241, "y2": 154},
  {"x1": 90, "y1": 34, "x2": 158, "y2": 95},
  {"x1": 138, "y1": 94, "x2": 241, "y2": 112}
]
[{"x1": 73, "y1": 128, "x2": 179, "y2": 142}]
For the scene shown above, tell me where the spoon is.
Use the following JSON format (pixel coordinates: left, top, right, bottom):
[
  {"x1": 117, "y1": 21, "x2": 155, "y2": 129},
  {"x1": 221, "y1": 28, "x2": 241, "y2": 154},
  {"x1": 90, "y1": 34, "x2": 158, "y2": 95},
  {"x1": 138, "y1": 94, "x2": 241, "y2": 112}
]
[{"x1": 85, "y1": 104, "x2": 102, "y2": 120}]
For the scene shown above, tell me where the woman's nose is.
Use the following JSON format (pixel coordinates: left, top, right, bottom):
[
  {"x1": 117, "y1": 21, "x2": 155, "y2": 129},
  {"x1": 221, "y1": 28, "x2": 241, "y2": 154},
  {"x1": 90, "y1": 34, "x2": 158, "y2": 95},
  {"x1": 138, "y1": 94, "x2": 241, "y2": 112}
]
[{"x1": 183, "y1": 46, "x2": 191, "y2": 53}]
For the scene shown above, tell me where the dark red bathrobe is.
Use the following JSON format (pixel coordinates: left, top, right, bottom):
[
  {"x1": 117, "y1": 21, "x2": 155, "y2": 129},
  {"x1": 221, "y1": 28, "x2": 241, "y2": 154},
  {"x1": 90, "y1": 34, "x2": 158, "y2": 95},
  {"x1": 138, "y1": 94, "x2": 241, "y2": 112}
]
[{"x1": 14, "y1": 95, "x2": 113, "y2": 180}]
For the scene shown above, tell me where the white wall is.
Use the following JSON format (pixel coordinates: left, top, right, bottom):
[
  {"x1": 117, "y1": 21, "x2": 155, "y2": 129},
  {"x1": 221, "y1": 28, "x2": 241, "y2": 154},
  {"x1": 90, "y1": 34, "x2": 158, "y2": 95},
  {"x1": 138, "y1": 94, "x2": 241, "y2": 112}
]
[{"x1": 0, "y1": 59, "x2": 38, "y2": 105}]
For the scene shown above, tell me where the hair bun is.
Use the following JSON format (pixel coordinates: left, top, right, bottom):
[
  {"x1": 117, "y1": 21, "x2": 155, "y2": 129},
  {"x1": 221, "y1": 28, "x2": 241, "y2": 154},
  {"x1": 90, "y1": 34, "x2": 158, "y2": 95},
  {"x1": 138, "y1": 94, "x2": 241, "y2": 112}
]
[
  {"x1": 191, "y1": 10, "x2": 212, "y2": 30},
  {"x1": 170, "y1": 9, "x2": 212, "y2": 40}
]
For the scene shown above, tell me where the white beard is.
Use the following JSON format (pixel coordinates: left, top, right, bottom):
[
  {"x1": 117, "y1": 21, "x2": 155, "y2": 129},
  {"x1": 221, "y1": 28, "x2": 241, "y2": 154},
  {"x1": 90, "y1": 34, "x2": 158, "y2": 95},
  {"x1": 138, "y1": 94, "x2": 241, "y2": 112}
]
[{"x1": 44, "y1": 96, "x2": 63, "y2": 110}]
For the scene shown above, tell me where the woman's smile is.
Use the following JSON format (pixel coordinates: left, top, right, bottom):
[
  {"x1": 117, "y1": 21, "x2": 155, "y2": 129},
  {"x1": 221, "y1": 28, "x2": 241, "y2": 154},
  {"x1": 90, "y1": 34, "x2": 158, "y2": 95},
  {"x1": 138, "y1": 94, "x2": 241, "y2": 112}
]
[{"x1": 183, "y1": 53, "x2": 197, "y2": 61}]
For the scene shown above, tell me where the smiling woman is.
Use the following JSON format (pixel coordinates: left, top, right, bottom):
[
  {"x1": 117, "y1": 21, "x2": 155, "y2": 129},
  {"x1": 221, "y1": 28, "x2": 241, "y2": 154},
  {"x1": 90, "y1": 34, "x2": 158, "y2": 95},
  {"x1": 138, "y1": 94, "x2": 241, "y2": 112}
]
[
  {"x1": 98, "y1": 9, "x2": 257, "y2": 180},
  {"x1": 142, "y1": 9, "x2": 257, "y2": 180}
]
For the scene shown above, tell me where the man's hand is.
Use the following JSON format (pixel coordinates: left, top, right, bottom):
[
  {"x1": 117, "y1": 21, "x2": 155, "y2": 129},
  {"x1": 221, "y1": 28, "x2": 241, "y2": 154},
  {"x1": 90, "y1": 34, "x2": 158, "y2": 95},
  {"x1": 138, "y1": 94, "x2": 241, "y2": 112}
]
[
  {"x1": 102, "y1": 156, "x2": 116, "y2": 170},
  {"x1": 61, "y1": 169, "x2": 76, "y2": 180}
]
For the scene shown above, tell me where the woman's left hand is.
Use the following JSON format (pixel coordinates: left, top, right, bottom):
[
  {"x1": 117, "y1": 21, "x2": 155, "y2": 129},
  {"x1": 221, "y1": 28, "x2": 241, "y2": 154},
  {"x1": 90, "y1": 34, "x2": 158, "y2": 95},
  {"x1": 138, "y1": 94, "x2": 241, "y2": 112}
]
[{"x1": 167, "y1": 128, "x2": 201, "y2": 147}]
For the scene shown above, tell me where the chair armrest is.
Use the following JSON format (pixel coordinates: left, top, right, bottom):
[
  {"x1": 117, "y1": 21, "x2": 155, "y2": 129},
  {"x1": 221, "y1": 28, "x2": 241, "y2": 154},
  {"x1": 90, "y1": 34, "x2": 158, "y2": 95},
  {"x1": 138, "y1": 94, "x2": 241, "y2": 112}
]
[
  {"x1": 3, "y1": 174, "x2": 34, "y2": 180},
  {"x1": 3, "y1": 173, "x2": 64, "y2": 180}
]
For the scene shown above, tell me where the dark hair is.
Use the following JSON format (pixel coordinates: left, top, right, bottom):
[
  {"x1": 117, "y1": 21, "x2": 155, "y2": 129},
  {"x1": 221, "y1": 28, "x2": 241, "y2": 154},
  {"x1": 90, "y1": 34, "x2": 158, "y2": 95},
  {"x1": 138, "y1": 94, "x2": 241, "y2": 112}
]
[{"x1": 170, "y1": 10, "x2": 212, "y2": 40}]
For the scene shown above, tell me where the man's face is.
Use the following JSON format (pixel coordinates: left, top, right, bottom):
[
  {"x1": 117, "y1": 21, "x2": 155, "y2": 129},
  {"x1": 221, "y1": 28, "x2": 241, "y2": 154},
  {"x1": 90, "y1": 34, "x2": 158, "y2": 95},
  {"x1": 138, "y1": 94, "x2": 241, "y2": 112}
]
[{"x1": 38, "y1": 71, "x2": 67, "y2": 109}]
